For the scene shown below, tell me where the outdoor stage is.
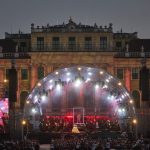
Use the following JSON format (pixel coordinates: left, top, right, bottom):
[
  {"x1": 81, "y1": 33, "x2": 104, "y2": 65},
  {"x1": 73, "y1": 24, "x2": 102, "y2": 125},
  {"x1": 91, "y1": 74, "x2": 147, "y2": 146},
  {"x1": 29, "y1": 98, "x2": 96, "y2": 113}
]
[{"x1": 23, "y1": 66, "x2": 136, "y2": 136}]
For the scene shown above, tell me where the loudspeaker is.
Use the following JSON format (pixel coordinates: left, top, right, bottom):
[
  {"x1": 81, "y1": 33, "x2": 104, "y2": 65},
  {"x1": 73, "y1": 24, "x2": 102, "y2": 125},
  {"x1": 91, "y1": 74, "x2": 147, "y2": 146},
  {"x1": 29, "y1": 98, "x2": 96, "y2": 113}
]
[
  {"x1": 8, "y1": 68, "x2": 18, "y2": 102},
  {"x1": 139, "y1": 66, "x2": 149, "y2": 101}
]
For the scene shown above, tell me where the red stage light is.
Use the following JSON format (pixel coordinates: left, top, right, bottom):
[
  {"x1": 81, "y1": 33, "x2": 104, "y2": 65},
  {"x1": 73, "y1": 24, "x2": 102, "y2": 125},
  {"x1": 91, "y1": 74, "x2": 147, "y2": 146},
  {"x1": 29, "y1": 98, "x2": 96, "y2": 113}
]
[
  {"x1": 46, "y1": 116, "x2": 49, "y2": 119},
  {"x1": 66, "y1": 115, "x2": 73, "y2": 119}
]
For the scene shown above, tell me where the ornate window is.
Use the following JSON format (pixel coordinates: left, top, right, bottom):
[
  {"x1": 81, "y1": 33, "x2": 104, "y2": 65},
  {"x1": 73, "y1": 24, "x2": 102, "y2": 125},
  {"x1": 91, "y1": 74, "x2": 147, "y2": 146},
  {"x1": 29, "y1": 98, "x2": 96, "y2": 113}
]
[
  {"x1": 85, "y1": 37, "x2": 92, "y2": 50},
  {"x1": 52, "y1": 37, "x2": 60, "y2": 50},
  {"x1": 37, "y1": 66, "x2": 44, "y2": 80},
  {"x1": 20, "y1": 42, "x2": 27, "y2": 52},
  {"x1": 68, "y1": 37, "x2": 76, "y2": 50},
  {"x1": 132, "y1": 68, "x2": 139, "y2": 79},
  {"x1": 100, "y1": 37, "x2": 107, "y2": 49},
  {"x1": 132, "y1": 90, "x2": 140, "y2": 109},
  {"x1": 116, "y1": 68, "x2": 124, "y2": 80},
  {"x1": 116, "y1": 41, "x2": 122, "y2": 51},
  {"x1": 21, "y1": 68, "x2": 28, "y2": 80},
  {"x1": 37, "y1": 37, "x2": 44, "y2": 50}
]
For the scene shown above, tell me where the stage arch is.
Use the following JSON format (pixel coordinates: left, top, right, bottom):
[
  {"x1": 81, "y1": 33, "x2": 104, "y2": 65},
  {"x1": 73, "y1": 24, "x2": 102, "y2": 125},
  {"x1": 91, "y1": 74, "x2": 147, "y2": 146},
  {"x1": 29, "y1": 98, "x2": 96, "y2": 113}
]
[{"x1": 24, "y1": 66, "x2": 136, "y2": 132}]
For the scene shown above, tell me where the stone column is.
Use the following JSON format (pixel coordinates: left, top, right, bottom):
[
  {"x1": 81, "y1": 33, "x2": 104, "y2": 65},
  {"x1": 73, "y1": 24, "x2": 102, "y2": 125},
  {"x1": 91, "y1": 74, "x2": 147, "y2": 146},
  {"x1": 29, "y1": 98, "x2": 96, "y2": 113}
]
[
  {"x1": 125, "y1": 68, "x2": 131, "y2": 92},
  {"x1": 30, "y1": 64, "x2": 37, "y2": 89},
  {"x1": 107, "y1": 65, "x2": 114, "y2": 75},
  {"x1": 0, "y1": 67, "x2": 4, "y2": 83},
  {"x1": 16, "y1": 68, "x2": 21, "y2": 108},
  {"x1": 0, "y1": 68, "x2": 5, "y2": 98},
  {"x1": 47, "y1": 65, "x2": 53, "y2": 74}
]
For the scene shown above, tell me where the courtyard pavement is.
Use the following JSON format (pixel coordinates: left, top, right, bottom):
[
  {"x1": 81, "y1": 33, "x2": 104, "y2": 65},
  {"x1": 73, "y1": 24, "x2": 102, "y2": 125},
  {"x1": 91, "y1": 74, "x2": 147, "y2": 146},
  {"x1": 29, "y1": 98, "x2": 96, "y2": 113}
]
[{"x1": 40, "y1": 144, "x2": 50, "y2": 150}]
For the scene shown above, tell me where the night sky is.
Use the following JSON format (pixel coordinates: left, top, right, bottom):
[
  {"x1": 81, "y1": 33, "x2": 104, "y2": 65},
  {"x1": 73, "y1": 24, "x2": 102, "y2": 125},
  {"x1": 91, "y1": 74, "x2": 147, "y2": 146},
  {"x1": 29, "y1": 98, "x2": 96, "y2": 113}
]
[{"x1": 0, "y1": 0, "x2": 150, "y2": 38}]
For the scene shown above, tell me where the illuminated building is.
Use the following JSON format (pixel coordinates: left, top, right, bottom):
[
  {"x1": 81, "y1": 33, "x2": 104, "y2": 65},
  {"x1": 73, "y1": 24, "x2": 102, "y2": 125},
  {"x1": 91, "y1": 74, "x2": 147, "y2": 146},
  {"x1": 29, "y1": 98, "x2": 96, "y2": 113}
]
[{"x1": 0, "y1": 18, "x2": 150, "y2": 136}]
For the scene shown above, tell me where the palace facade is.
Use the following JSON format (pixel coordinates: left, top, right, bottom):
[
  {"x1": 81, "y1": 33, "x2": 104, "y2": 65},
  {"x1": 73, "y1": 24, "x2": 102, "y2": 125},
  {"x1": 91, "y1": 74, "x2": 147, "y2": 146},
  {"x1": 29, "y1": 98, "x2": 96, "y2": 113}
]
[{"x1": 0, "y1": 18, "x2": 150, "y2": 135}]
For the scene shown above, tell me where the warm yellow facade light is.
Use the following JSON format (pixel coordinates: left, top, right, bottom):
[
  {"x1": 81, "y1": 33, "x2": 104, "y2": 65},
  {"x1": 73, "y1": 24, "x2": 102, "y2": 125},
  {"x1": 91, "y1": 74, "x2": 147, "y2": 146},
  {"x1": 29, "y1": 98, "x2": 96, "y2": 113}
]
[{"x1": 22, "y1": 120, "x2": 26, "y2": 125}]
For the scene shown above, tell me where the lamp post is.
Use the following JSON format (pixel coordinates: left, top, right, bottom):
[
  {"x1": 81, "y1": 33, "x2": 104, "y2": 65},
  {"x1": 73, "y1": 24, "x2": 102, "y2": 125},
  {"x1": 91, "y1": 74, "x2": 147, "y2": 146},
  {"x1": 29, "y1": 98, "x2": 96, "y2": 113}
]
[
  {"x1": 133, "y1": 118, "x2": 137, "y2": 139},
  {"x1": 22, "y1": 119, "x2": 27, "y2": 140}
]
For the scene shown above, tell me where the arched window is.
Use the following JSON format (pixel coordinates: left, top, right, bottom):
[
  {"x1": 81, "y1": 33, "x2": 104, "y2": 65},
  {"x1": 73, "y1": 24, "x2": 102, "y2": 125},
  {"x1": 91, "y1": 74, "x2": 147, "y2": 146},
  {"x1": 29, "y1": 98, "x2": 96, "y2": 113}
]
[
  {"x1": 20, "y1": 91, "x2": 28, "y2": 110},
  {"x1": 132, "y1": 90, "x2": 140, "y2": 109}
]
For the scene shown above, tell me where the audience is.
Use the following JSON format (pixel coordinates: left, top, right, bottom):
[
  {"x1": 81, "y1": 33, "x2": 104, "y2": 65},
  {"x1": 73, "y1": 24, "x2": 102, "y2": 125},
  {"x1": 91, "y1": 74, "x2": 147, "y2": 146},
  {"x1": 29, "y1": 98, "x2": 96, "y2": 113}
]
[
  {"x1": 49, "y1": 134, "x2": 150, "y2": 150},
  {"x1": 0, "y1": 140, "x2": 39, "y2": 150}
]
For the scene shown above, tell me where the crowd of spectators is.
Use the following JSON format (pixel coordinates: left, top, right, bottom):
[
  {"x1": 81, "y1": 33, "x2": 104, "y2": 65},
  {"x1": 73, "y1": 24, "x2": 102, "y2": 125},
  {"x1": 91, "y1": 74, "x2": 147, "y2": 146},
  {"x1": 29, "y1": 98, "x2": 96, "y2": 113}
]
[
  {"x1": 49, "y1": 134, "x2": 150, "y2": 150},
  {"x1": 0, "y1": 140, "x2": 39, "y2": 150}
]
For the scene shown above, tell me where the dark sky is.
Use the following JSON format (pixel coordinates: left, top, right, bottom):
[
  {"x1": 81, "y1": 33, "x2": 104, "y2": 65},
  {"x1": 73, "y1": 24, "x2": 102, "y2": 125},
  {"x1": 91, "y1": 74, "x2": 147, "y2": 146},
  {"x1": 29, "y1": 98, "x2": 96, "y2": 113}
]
[{"x1": 0, "y1": 0, "x2": 150, "y2": 38}]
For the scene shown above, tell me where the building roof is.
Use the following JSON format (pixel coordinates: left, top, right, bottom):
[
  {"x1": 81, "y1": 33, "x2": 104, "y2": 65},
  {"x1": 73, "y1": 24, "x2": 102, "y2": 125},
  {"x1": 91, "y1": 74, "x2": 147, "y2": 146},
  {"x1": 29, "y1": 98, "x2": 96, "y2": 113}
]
[
  {"x1": 31, "y1": 18, "x2": 113, "y2": 33},
  {"x1": 5, "y1": 32, "x2": 31, "y2": 39},
  {"x1": 113, "y1": 32, "x2": 138, "y2": 39},
  {"x1": 0, "y1": 39, "x2": 30, "y2": 59},
  {"x1": 129, "y1": 39, "x2": 150, "y2": 52},
  {"x1": 0, "y1": 39, "x2": 17, "y2": 52}
]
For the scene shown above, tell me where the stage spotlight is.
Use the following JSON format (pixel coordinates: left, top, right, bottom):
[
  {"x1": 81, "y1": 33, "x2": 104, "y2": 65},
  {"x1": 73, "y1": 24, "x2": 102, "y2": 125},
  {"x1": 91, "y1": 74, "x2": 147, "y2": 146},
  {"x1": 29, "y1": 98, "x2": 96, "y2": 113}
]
[
  {"x1": 119, "y1": 98, "x2": 123, "y2": 102},
  {"x1": 100, "y1": 71, "x2": 104, "y2": 75},
  {"x1": 74, "y1": 75, "x2": 84, "y2": 87},
  {"x1": 118, "y1": 82, "x2": 122, "y2": 86},
  {"x1": 56, "y1": 84, "x2": 61, "y2": 90},
  {"x1": 118, "y1": 108, "x2": 122, "y2": 113},
  {"x1": 106, "y1": 79, "x2": 110, "y2": 83},
  {"x1": 108, "y1": 75, "x2": 113, "y2": 79},
  {"x1": 29, "y1": 94, "x2": 32, "y2": 99},
  {"x1": 67, "y1": 78, "x2": 71, "y2": 82},
  {"x1": 49, "y1": 79, "x2": 53, "y2": 83},
  {"x1": 133, "y1": 119, "x2": 137, "y2": 124},
  {"x1": 125, "y1": 92, "x2": 129, "y2": 96},
  {"x1": 55, "y1": 71, "x2": 59, "y2": 75},
  {"x1": 108, "y1": 95, "x2": 115, "y2": 101},
  {"x1": 85, "y1": 78, "x2": 91, "y2": 82},
  {"x1": 103, "y1": 85, "x2": 108, "y2": 89},
  {"x1": 31, "y1": 108, "x2": 37, "y2": 114},
  {"x1": 88, "y1": 72, "x2": 92, "y2": 76},
  {"x1": 75, "y1": 78, "x2": 82, "y2": 87},
  {"x1": 78, "y1": 67, "x2": 82, "y2": 71},
  {"x1": 66, "y1": 72, "x2": 71, "y2": 76},
  {"x1": 121, "y1": 95, "x2": 125, "y2": 99},
  {"x1": 49, "y1": 85, "x2": 53, "y2": 90},
  {"x1": 129, "y1": 99, "x2": 133, "y2": 104},
  {"x1": 37, "y1": 82, "x2": 41, "y2": 87},
  {"x1": 95, "y1": 84, "x2": 99, "y2": 89},
  {"x1": 118, "y1": 108, "x2": 126, "y2": 116},
  {"x1": 122, "y1": 108, "x2": 125, "y2": 112},
  {"x1": 41, "y1": 95, "x2": 47, "y2": 102},
  {"x1": 26, "y1": 100, "x2": 30, "y2": 104},
  {"x1": 33, "y1": 95, "x2": 38, "y2": 103}
]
